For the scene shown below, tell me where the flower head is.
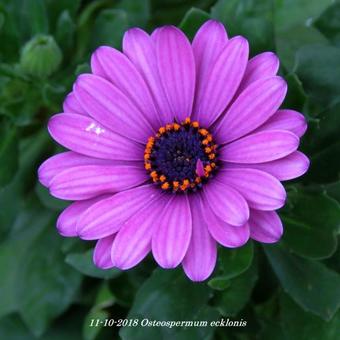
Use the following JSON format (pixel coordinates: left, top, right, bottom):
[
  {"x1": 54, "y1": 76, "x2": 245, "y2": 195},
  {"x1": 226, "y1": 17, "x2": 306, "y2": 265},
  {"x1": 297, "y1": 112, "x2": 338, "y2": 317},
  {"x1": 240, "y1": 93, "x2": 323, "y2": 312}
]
[{"x1": 38, "y1": 20, "x2": 309, "y2": 281}]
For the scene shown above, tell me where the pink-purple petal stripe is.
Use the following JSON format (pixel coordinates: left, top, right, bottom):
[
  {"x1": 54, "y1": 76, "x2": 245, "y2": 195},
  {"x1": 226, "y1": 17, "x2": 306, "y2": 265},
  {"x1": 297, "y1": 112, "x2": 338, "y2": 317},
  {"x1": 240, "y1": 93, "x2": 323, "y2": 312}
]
[
  {"x1": 74, "y1": 74, "x2": 154, "y2": 143},
  {"x1": 56, "y1": 195, "x2": 109, "y2": 237},
  {"x1": 48, "y1": 113, "x2": 144, "y2": 161},
  {"x1": 193, "y1": 36, "x2": 249, "y2": 126},
  {"x1": 249, "y1": 209, "x2": 283, "y2": 243},
  {"x1": 154, "y1": 26, "x2": 195, "y2": 122},
  {"x1": 123, "y1": 28, "x2": 173, "y2": 124},
  {"x1": 236, "y1": 52, "x2": 280, "y2": 95},
  {"x1": 225, "y1": 151, "x2": 310, "y2": 181},
  {"x1": 38, "y1": 151, "x2": 114, "y2": 187},
  {"x1": 255, "y1": 109, "x2": 307, "y2": 137},
  {"x1": 202, "y1": 200, "x2": 250, "y2": 248},
  {"x1": 219, "y1": 130, "x2": 299, "y2": 163},
  {"x1": 182, "y1": 195, "x2": 217, "y2": 281},
  {"x1": 111, "y1": 195, "x2": 168, "y2": 270},
  {"x1": 152, "y1": 195, "x2": 192, "y2": 268},
  {"x1": 203, "y1": 180, "x2": 249, "y2": 226},
  {"x1": 63, "y1": 92, "x2": 85, "y2": 115},
  {"x1": 91, "y1": 46, "x2": 161, "y2": 129},
  {"x1": 77, "y1": 184, "x2": 162, "y2": 240},
  {"x1": 214, "y1": 77, "x2": 287, "y2": 144},
  {"x1": 49, "y1": 164, "x2": 148, "y2": 200},
  {"x1": 93, "y1": 235, "x2": 116, "y2": 269},
  {"x1": 218, "y1": 168, "x2": 286, "y2": 210}
]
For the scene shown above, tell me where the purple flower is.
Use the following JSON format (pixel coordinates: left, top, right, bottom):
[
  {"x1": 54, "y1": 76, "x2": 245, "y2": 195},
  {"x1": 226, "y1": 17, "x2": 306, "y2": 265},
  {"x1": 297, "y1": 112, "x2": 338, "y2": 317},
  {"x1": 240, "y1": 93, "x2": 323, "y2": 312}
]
[{"x1": 38, "y1": 20, "x2": 309, "y2": 281}]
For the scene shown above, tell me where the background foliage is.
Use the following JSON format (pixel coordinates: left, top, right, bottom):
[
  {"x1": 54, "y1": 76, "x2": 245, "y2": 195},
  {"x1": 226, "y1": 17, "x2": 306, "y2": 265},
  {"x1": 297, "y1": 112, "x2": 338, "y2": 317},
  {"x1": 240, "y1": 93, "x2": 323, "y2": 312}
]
[{"x1": 1, "y1": 0, "x2": 340, "y2": 339}]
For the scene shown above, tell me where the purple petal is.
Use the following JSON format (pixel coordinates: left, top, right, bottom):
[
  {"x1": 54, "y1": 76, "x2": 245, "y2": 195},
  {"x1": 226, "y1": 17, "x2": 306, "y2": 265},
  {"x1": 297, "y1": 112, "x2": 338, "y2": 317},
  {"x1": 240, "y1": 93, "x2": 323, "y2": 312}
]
[
  {"x1": 63, "y1": 92, "x2": 85, "y2": 115},
  {"x1": 123, "y1": 28, "x2": 173, "y2": 124},
  {"x1": 38, "y1": 151, "x2": 113, "y2": 187},
  {"x1": 218, "y1": 168, "x2": 286, "y2": 210},
  {"x1": 77, "y1": 184, "x2": 162, "y2": 240},
  {"x1": 226, "y1": 151, "x2": 310, "y2": 181},
  {"x1": 214, "y1": 77, "x2": 287, "y2": 144},
  {"x1": 193, "y1": 36, "x2": 249, "y2": 126},
  {"x1": 249, "y1": 209, "x2": 283, "y2": 243},
  {"x1": 203, "y1": 180, "x2": 249, "y2": 226},
  {"x1": 152, "y1": 195, "x2": 192, "y2": 268},
  {"x1": 220, "y1": 130, "x2": 299, "y2": 163},
  {"x1": 74, "y1": 74, "x2": 154, "y2": 143},
  {"x1": 192, "y1": 20, "x2": 228, "y2": 122},
  {"x1": 202, "y1": 200, "x2": 250, "y2": 247},
  {"x1": 237, "y1": 52, "x2": 279, "y2": 95},
  {"x1": 49, "y1": 164, "x2": 148, "y2": 200},
  {"x1": 192, "y1": 20, "x2": 228, "y2": 76},
  {"x1": 255, "y1": 109, "x2": 307, "y2": 137},
  {"x1": 111, "y1": 195, "x2": 168, "y2": 270},
  {"x1": 91, "y1": 46, "x2": 161, "y2": 129},
  {"x1": 182, "y1": 195, "x2": 217, "y2": 281},
  {"x1": 154, "y1": 26, "x2": 195, "y2": 122},
  {"x1": 56, "y1": 195, "x2": 109, "y2": 237},
  {"x1": 48, "y1": 113, "x2": 144, "y2": 161},
  {"x1": 93, "y1": 235, "x2": 115, "y2": 269}
]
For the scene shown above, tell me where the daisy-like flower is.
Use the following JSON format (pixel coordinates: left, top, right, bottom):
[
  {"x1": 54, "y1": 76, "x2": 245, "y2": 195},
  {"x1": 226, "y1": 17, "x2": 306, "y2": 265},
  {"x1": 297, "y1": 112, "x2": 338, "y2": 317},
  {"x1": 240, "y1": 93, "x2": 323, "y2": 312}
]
[{"x1": 38, "y1": 20, "x2": 309, "y2": 281}]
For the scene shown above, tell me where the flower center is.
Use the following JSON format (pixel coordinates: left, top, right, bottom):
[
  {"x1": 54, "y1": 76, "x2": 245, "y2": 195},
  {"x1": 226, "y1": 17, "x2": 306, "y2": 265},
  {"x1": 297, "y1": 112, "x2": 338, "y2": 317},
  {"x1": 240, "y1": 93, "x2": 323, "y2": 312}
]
[{"x1": 144, "y1": 118, "x2": 218, "y2": 192}]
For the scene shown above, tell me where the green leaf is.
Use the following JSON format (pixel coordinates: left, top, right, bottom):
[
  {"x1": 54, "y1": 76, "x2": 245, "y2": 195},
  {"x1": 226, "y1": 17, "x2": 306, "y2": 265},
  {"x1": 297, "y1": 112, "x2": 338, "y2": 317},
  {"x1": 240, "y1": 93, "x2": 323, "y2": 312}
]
[
  {"x1": 46, "y1": 0, "x2": 80, "y2": 31},
  {"x1": 179, "y1": 8, "x2": 210, "y2": 40},
  {"x1": 295, "y1": 44, "x2": 340, "y2": 108},
  {"x1": 0, "y1": 311, "x2": 85, "y2": 340},
  {"x1": 209, "y1": 241, "x2": 254, "y2": 290},
  {"x1": 91, "y1": 9, "x2": 128, "y2": 49},
  {"x1": 35, "y1": 182, "x2": 69, "y2": 211},
  {"x1": 211, "y1": 0, "x2": 275, "y2": 55},
  {"x1": 282, "y1": 189, "x2": 340, "y2": 259},
  {"x1": 118, "y1": 0, "x2": 150, "y2": 27},
  {"x1": 273, "y1": 0, "x2": 331, "y2": 70},
  {"x1": 314, "y1": 2, "x2": 340, "y2": 44},
  {"x1": 0, "y1": 120, "x2": 18, "y2": 187},
  {"x1": 55, "y1": 10, "x2": 75, "y2": 55},
  {"x1": 120, "y1": 268, "x2": 219, "y2": 340},
  {"x1": 213, "y1": 259, "x2": 258, "y2": 316},
  {"x1": 65, "y1": 249, "x2": 122, "y2": 279},
  {"x1": 273, "y1": 0, "x2": 332, "y2": 33},
  {"x1": 21, "y1": 0, "x2": 49, "y2": 36},
  {"x1": 264, "y1": 244, "x2": 340, "y2": 320},
  {"x1": 83, "y1": 283, "x2": 115, "y2": 340},
  {"x1": 280, "y1": 292, "x2": 340, "y2": 340},
  {"x1": 0, "y1": 199, "x2": 82, "y2": 336}
]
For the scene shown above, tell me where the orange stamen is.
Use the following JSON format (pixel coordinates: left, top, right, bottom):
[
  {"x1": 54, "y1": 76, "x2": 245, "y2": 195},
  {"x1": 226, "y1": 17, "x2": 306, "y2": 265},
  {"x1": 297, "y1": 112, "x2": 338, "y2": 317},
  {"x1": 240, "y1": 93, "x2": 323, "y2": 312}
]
[{"x1": 161, "y1": 182, "x2": 170, "y2": 190}]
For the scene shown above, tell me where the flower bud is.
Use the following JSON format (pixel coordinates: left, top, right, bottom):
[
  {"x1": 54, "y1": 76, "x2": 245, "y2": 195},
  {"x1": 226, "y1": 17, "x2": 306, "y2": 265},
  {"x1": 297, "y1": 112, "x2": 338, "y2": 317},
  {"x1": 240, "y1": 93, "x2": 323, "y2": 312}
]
[{"x1": 20, "y1": 34, "x2": 62, "y2": 78}]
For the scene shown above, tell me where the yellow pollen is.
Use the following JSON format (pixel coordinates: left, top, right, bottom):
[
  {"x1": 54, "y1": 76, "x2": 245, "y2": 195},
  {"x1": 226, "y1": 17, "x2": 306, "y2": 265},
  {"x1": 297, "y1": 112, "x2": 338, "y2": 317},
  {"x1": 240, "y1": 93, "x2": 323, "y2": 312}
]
[
  {"x1": 158, "y1": 127, "x2": 166, "y2": 134},
  {"x1": 173, "y1": 181, "x2": 179, "y2": 189},
  {"x1": 202, "y1": 139, "x2": 209, "y2": 145},
  {"x1": 205, "y1": 147, "x2": 212, "y2": 153},
  {"x1": 192, "y1": 121, "x2": 199, "y2": 128},
  {"x1": 209, "y1": 154, "x2": 216, "y2": 160},
  {"x1": 184, "y1": 117, "x2": 191, "y2": 124},
  {"x1": 166, "y1": 124, "x2": 172, "y2": 130},
  {"x1": 159, "y1": 175, "x2": 166, "y2": 182},
  {"x1": 145, "y1": 163, "x2": 151, "y2": 170}
]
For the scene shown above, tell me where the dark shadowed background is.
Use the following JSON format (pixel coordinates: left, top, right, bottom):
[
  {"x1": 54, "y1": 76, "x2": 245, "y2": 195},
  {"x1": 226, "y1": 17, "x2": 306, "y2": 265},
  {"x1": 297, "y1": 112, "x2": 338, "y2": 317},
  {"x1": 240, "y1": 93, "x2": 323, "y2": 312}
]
[{"x1": 0, "y1": 0, "x2": 340, "y2": 339}]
